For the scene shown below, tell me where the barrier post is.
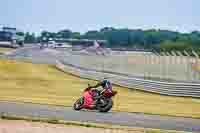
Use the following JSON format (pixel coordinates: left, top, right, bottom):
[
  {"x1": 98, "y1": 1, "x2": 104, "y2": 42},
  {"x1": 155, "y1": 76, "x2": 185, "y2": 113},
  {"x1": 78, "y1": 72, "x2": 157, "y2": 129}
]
[
  {"x1": 192, "y1": 50, "x2": 199, "y2": 81},
  {"x1": 183, "y1": 50, "x2": 191, "y2": 81},
  {"x1": 153, "y1": 52, "x2": 160, "y2": 79},
  {"x1": 165, "y1": 52, "x2": 171, "y2": 80}
]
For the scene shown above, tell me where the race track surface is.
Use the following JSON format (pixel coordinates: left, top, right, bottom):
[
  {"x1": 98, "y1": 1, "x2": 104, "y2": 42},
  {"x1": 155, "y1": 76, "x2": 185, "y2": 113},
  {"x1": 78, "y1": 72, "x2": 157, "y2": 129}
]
[{"x1": 0, "y1": 101, "x2": 200, "y2": 132}]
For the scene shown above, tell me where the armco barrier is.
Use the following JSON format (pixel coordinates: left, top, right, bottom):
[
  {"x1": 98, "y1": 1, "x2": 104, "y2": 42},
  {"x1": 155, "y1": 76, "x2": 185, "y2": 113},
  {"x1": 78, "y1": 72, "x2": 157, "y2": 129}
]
[{"x1": 56, "y1": 61, "x2": 200, "y2": 98}]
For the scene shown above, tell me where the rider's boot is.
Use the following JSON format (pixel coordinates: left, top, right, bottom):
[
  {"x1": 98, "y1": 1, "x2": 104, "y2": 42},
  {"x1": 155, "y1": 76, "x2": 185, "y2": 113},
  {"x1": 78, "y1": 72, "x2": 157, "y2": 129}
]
[{"x1": 89, "y1": 100, "x2": 98, "y2": 110}]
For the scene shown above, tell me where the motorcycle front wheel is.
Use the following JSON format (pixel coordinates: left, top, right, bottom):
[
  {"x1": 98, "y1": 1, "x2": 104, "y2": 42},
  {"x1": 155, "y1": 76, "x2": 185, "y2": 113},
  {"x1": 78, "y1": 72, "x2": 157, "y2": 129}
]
[{"x1": 73, "y1": 97, "x2": 84, "y2": 111}]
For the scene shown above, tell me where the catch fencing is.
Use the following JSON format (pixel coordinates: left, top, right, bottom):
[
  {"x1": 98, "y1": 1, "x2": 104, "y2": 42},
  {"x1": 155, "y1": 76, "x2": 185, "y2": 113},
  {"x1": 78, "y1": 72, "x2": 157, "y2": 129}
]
[
  {"x1": 61, "y1": 50, "x2": 200, "y2": 82},
  {"x1": 56, "y1": 61, "x2": 200, "y2": 98}
]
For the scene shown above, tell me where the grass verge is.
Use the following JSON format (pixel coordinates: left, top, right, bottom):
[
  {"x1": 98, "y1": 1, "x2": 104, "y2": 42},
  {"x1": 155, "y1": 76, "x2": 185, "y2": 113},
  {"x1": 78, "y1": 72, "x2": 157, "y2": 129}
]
[
  {"x1": 0, "y1": 47, "x2": 15, "y2": 54},
  {"x1": 0, "y1": 113, "x2": 185, "y2": 133},
  {"x1": 0, "y1": 58, "x2": 200, "y2": 118}
]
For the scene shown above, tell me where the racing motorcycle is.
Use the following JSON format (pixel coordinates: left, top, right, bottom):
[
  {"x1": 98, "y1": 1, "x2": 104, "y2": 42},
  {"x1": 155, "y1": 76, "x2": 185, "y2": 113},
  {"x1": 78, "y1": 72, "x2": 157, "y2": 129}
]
[{"x1": 73, "y1": 84, "x2": 117, "y2": 112}]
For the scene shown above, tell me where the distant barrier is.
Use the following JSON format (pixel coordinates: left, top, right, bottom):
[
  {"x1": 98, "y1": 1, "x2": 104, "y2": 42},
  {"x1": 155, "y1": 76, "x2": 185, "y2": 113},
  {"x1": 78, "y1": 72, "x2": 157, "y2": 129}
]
[
  {"x1": 61, "y1": 51, "x2": 200, "y2": 82},
  {"x1": 56, "y1": 61, "x2": 200, "y2": 98}
]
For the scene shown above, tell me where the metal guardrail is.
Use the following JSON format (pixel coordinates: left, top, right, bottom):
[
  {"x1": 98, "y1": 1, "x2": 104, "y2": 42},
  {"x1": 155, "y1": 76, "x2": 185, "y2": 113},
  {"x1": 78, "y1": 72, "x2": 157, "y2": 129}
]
[{"x1": 56, "y1": 61, "x2": 200, "y2": 98}]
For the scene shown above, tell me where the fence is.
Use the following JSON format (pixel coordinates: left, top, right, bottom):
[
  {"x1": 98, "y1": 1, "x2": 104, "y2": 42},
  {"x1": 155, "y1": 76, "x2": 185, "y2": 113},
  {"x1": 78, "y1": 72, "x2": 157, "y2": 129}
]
[
  {"x1": 61, "y1": 50, "x2": 200, "y2": 82},
  {"x1": 4, "y1": 46, "x2": 200, "y2": 82},
  {"x1": 56, "y1": 61, "x2": 200, "y2": 98}
]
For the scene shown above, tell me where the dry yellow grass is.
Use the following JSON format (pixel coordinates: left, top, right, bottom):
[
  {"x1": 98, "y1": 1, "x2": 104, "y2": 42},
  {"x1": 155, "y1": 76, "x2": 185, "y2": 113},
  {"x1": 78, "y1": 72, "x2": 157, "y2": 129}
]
[
  {"x1": 0, "y1": 58, "x2": 200, "y2": 118},
  {"x1": 0, "y1": 47, "x2": 15, "y2": 54}
]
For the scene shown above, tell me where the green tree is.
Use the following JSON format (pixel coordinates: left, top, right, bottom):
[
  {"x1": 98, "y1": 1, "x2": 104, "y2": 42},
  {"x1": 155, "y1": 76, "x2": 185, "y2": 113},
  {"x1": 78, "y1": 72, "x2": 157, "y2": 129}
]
[
  {"x1": 37, "y1": 28, "x2": 200, "y2": 51},
  {"x1": 16, "y1": 32, "x2": 24, "y2": 36},
  {"x1": 57, "y1": 29, "x2": 72, "y2": 38},
  {"x1": 24, "y1": 32, "x2": 36, "y2": 43},
  {"x1": 72, "y1": 32, "x2": 81, "y2": 39},
  {"x1": 159, "y1": 40, "x2": 192, "y2": 51}
]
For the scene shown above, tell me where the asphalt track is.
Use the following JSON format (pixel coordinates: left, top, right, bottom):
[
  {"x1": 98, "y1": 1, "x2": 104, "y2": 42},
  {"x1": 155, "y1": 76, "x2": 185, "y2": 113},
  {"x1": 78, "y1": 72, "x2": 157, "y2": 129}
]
[
  {"x1": 0, "y1": 101, "x2": 200, "y2": 132},
  {"x1": 1, "y1": 45, "x2": 200, "y2": 132}
]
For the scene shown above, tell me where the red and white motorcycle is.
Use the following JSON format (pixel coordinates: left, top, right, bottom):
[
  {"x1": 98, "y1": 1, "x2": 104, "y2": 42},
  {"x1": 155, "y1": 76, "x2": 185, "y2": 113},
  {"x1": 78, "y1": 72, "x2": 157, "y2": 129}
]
[{"x1": 73, "y1": 84, "x2": 117, "y2": 112}]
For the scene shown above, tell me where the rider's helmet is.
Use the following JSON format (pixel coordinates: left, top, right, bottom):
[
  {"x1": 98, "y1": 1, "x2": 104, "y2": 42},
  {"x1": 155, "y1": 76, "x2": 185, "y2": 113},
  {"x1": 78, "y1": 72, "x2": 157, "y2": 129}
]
[{"x1": 101, "y1": 78, "x2": 112, "y2": 90}]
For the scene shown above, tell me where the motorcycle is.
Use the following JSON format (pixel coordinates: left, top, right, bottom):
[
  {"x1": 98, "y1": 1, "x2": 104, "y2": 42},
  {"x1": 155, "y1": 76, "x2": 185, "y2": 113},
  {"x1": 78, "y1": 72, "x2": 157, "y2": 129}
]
[{"x1": 73, "y1": 84, "x2": 117, "y2": 112}]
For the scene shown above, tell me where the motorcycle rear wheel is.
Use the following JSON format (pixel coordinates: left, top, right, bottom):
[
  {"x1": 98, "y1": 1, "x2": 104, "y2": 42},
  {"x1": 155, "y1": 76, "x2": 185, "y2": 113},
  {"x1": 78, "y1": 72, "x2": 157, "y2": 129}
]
[{"x1": 97, "y1": 98, "x2": 113, "y2": 112}]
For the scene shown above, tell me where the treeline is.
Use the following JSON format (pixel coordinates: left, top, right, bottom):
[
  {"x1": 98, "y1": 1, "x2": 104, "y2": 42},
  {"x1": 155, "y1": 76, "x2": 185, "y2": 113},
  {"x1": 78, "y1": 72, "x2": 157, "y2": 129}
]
[{"x1": 23, "y1": 27, "x2": 200, "y2": 52}]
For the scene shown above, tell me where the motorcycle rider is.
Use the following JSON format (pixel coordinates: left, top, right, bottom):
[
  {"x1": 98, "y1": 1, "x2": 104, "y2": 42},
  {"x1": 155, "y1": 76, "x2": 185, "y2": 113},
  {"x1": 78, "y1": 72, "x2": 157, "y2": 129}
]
[
  {"x1": 87, "y1": 78, "x2": 113, "y2": 108},
  {"x1": 91, "y1": 78, "x2": 112, "y2": 95}
]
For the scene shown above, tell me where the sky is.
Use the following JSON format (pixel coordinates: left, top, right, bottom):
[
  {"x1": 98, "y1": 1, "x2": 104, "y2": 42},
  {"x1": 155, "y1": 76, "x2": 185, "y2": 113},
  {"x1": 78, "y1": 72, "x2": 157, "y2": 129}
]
[{"x1": 0, "y1": 0, "x2": 200, "y2": 34}]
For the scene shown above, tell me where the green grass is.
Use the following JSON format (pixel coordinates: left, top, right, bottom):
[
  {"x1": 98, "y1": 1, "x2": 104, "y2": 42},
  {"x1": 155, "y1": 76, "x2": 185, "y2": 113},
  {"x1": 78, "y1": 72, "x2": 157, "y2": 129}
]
[{"x1": 0, "y1": 58, "x2": 200, "y2": 118}]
